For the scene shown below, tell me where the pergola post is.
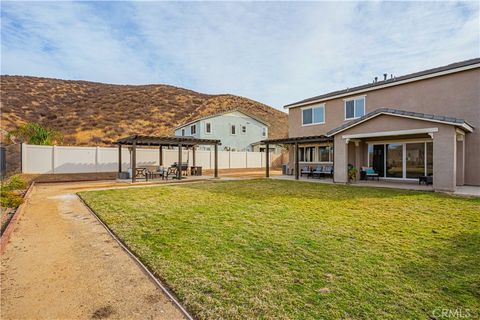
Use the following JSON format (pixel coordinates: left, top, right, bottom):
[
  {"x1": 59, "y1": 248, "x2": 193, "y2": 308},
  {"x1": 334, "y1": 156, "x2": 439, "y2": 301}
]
[
  {"x1": 192, "y1": 146, "x2": 196, "y2": 167},
  {"x1": 265, "y1": 142, "x2": 270, "y2": 178},
  {"x1": 118, "y1": 144, "x2": 122, "y2": 174},
  {"x1": 132, "y1": 142, "x2": 137, "y2": 183},
  {"x1": 295, "y1": 142, "x2": 299, "y2": 180},
  {"x1": 159, "y1": 145, "x2": 163, "y2": 167},
  {"x1": 214, "y1": 143, "x2": 218, "y2": 178},
  {"x1": 177, "y1": 144, "x2": 182, "y2": 179}
]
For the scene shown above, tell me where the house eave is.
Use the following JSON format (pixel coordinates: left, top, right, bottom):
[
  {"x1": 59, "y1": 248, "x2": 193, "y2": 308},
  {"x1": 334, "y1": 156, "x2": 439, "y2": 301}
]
[
  {"x1": 327, "y1": 112, "x2": 474, "y2": 137},
  {"x1": 284, "y1": 62, "x2": 480, "y2": 109}
]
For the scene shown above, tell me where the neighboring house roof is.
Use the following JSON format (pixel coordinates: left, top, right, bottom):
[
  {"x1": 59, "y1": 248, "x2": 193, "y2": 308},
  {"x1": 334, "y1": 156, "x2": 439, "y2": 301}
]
[
  {"x1": 327, "y1": 108, "x2": 474, "y2": 136},
  {"x1": 175, "y1": 109, "x2": 270, "y2": 129},
  {"x1": 285, "y1": 58, "x2": 480, "y2": 109}
]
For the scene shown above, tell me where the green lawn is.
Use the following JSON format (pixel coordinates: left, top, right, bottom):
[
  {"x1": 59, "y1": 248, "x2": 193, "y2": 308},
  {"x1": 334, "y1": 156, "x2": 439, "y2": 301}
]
[{"x1": 78, "y1": 180, "x2": 480, "y2": 319}]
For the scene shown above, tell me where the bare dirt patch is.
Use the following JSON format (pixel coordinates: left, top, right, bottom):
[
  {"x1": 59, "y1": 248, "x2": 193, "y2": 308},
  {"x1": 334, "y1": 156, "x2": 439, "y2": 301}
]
[{"x1": 0, "y1": 181, "x2": 186, "y2": 319}]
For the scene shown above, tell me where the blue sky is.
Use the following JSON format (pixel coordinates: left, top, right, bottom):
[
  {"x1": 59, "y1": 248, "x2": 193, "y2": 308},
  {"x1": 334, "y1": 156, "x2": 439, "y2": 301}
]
[{"x1": 1, "y1": 1, "x2": 479, "y2": 110}]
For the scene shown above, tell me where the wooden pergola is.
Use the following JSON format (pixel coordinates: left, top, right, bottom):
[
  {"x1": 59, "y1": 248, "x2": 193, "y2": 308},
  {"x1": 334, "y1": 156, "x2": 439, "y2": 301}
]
[
  {"x1": 261, "y1": 135, "x2": 334, "y2": 180},
  {"x1": 117, "y1": 135, "x2": 221, "y2": 182}
]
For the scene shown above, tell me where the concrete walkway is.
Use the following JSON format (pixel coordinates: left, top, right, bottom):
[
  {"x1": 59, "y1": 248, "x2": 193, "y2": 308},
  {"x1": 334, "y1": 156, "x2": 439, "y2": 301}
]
[
  {"x1": 454, "y1": 185, "x2": 480, "y2": 197},
  {"x1": 1, "y1": 181, "x2": 186, "y2": 320},
  {"x1": 272, "y1": 175, "x2": 434, "y2": 191}
]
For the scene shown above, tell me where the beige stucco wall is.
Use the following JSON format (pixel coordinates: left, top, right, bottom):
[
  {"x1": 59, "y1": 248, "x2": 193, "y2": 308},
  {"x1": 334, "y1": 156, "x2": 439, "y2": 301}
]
[
  {"x1": 288, "y1": 68, "x2": 480, "y2": 185},
  {"x1": 332, "y1": 114, "x2": 461, "y2": 191}
]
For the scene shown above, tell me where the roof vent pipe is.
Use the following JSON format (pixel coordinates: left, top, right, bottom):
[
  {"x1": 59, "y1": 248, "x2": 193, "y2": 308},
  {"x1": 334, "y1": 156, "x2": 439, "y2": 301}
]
[
  {"x1": 374, "y1": 76, "x2": 378, "y2": 83},
  {"x1": 383, "y1": 73, "x2": 387, "y2": 81}
]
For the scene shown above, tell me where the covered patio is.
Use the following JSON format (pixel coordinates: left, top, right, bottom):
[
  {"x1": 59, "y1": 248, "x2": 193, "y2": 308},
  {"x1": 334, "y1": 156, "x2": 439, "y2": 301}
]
[
  {"x1": 261, "y1": 135, "x2": 334, "y2": 180},
  {"x1": 328, "y1": 108, "x2": 474, "y2": 192},
  {"x1": 117, "y1": 135, "x2": 221, "y2": 183}
]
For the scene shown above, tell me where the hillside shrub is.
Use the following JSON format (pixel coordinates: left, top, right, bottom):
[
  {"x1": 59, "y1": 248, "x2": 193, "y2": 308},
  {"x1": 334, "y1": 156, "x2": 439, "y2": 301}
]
[{"x1": 8, "y1": 123, "x2": 63, "y2": 145}]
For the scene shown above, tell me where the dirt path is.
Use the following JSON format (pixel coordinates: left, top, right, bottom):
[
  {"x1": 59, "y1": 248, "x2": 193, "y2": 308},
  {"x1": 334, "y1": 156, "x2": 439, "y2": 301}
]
[{"x1": 1, "y1": 181, "x2": 186, "y2": 320}]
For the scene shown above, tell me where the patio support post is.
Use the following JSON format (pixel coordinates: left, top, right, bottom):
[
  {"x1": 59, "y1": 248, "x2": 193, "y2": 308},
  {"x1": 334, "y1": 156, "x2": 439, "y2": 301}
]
[
  {"x1": 159, "y1": 145, "x2": 163, "y2": 166},
  {"x1": 132, "y1": 142, "x2": 137, "y2": 183},
  {"x1": 456, "y1": 132, "x2": 465, "y2": 186},
  {"x1": 192, "y1": 146, "x2": 196, "y2": 167},
  {"x1": 333, "y1": 135, "x2": 348, "y2": 183},
  {"x1": 214, "y1": 144, "x2": 218, "y2": 178},
  {"x1": 354, "y1": 140, "x2": 361, "y2": 181},
  {"x1": 265, "y1": 142, "x2": 270, "y2": 178},
  {"x1": 118, "y1": 144, "x2": 122, "y2": 174},
  {"x1": 433, "y1": 127, "x2": 457, "y2": 192},
  {"x1": 295, "y1": 142, "x2": 299, "y2": 180},
  {"x1": 178, "y1": 144, "x2": 182, "y2": 179}
]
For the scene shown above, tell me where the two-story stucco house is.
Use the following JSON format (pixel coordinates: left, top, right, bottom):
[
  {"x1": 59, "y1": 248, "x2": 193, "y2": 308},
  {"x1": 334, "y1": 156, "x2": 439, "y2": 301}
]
[
  {"x1": 174, "y1": 110, "x2": 269, "y2": 151},
  {"x1": 262, "y1": 58, "x2": 479, "y2": 192}
]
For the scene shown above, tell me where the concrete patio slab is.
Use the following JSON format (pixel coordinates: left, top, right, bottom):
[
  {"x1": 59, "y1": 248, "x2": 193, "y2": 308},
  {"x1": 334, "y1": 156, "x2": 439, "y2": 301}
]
[
  {"x1": 454, "y1": 186, "x2": 480, "y2": 197},
  {"x1": 271, "y1": 175, "x2": 434, "y2": 191}
]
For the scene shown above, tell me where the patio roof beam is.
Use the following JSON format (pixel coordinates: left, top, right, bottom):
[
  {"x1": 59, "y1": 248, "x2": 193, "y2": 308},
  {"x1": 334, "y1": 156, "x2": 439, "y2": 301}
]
[
  {"x1": 117, "y1": 135, "x2": 221, "y2": 147},
  {"x1": 261, "y1": 135, "x2": 333, "y2": 145}
]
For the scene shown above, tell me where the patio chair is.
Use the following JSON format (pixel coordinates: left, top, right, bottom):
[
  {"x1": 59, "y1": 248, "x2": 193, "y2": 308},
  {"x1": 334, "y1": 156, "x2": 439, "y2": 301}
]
[
  {"x1": 134, "y1": 167, "x2": 148, "y2": 180},
  {"x1": 312, "y1": 165, "x2": 323, "y2": 178},
  {"x1": 300, "y1": 166, "x2": 312, "y2": 178},
  {"x1": 166, "y1": 166, "x2": 179, "y2": 180},
  {"x1": 419, "y1": 175, "x2": 433, "y2": 185},
  {"x1": 364, "y1": 167, "x2": 379, "y2": 181},
  {"x1": 146, "y1": 167, "x2": 167, "y2": 181},
  {"x1": 323, "y1": 165, "x2": 334, "y2": 178}
]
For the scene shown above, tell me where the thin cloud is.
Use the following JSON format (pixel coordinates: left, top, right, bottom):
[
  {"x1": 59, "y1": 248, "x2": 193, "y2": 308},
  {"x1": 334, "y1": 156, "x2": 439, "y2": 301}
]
[{"x1": 1, "y1": 1, "x2": 479, "y2": 109}]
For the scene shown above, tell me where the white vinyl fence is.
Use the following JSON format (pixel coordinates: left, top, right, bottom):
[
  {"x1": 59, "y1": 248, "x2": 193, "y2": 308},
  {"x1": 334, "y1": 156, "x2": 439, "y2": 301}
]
[{"x1": 21, "y1": 144, "x2": 282, "y2": 174}]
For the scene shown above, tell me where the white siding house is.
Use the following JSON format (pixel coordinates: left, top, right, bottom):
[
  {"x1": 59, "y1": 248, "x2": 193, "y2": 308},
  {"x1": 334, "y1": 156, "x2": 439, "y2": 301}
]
[{"x1": 174, "y1": 110, "x2": 269, "y2": 151}]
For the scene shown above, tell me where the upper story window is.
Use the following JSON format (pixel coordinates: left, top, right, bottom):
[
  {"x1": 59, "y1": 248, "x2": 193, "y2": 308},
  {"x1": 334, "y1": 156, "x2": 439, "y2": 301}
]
[
  {"x1": 190, "y1": 124, "x2": 196, "y2": 135},
  {"x1": 302, "y1": 104, "x2": 325, "y2": 126},
  {"x1": 181, "y1": 129, "x2": 185, "y2": 136},
  {"x1": 205, "y1": 122, "x2": 211, "y2": 134},
  {"x1": 262, "y1": 127, "x2": 267, "y2": 137},
  {"x1": 231, "y1": 124, "x2": 236, "y2": 135},
  {"x1": 241, "y1": 125, "x2": 247, "y2": 134},
  {"x1": 344, "y1": 96, "x2": 365, "y2": 120}
]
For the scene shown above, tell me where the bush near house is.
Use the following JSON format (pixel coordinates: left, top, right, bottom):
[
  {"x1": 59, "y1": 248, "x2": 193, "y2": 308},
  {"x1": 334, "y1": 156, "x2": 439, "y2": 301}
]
[{"x1": 79, "y1": 179, "x2": 480, "y2": 320}]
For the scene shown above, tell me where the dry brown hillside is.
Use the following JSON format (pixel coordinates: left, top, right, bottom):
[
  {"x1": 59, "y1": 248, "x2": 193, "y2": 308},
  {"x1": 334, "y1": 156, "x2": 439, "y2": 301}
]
[{"x1": 0, "y1": 76, "x2": 288, "y2": 146}]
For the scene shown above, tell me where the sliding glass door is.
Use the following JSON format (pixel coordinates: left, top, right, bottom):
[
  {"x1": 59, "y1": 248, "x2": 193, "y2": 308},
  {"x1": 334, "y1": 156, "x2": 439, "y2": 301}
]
[
  {"x1": 386, "y1": 144, "x2": 403, "y2": 178},
  {"x1": 406, "y1": 143, "x2": 425, "y2": 178},
  {"x1": 371, "y1": 145, "x2": 385, "y2": 177},
  {"x1": 368, "y1": 141, "x2": 433, "y2": 179}
]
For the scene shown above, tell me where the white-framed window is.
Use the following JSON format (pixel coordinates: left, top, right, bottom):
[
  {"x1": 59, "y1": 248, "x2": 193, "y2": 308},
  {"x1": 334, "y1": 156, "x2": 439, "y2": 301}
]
[
  {"x1": 299, "y1": 147, "x2": 315, "y2": 162},
  {"x1": 190, "y1": 124, "x2": 196, "y2": 135},
  {"x1": 241, "y1": 125, "x2": 247, "y2": 134},
  {"x1": 205, "y1": 122, "x2": 212, "y2": 134},
  {"x1": 181, "y1": 129, "x2": 185, "y2": 136},
  {"x1": 230, "y1": 124, "x2": 236, "y2": 135},
  {"x1": 302, "y1": 104, "x2": 325, "y2": 126},
  {"x1": 344, "y1": 96, "x2": 365, "y2": 120},
  {"x1": 262, "y1": 127, "x2": 267, "y2": 137},
  {"x1": 318, "y1": 146, "x2": 333, "y2": 162}
]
